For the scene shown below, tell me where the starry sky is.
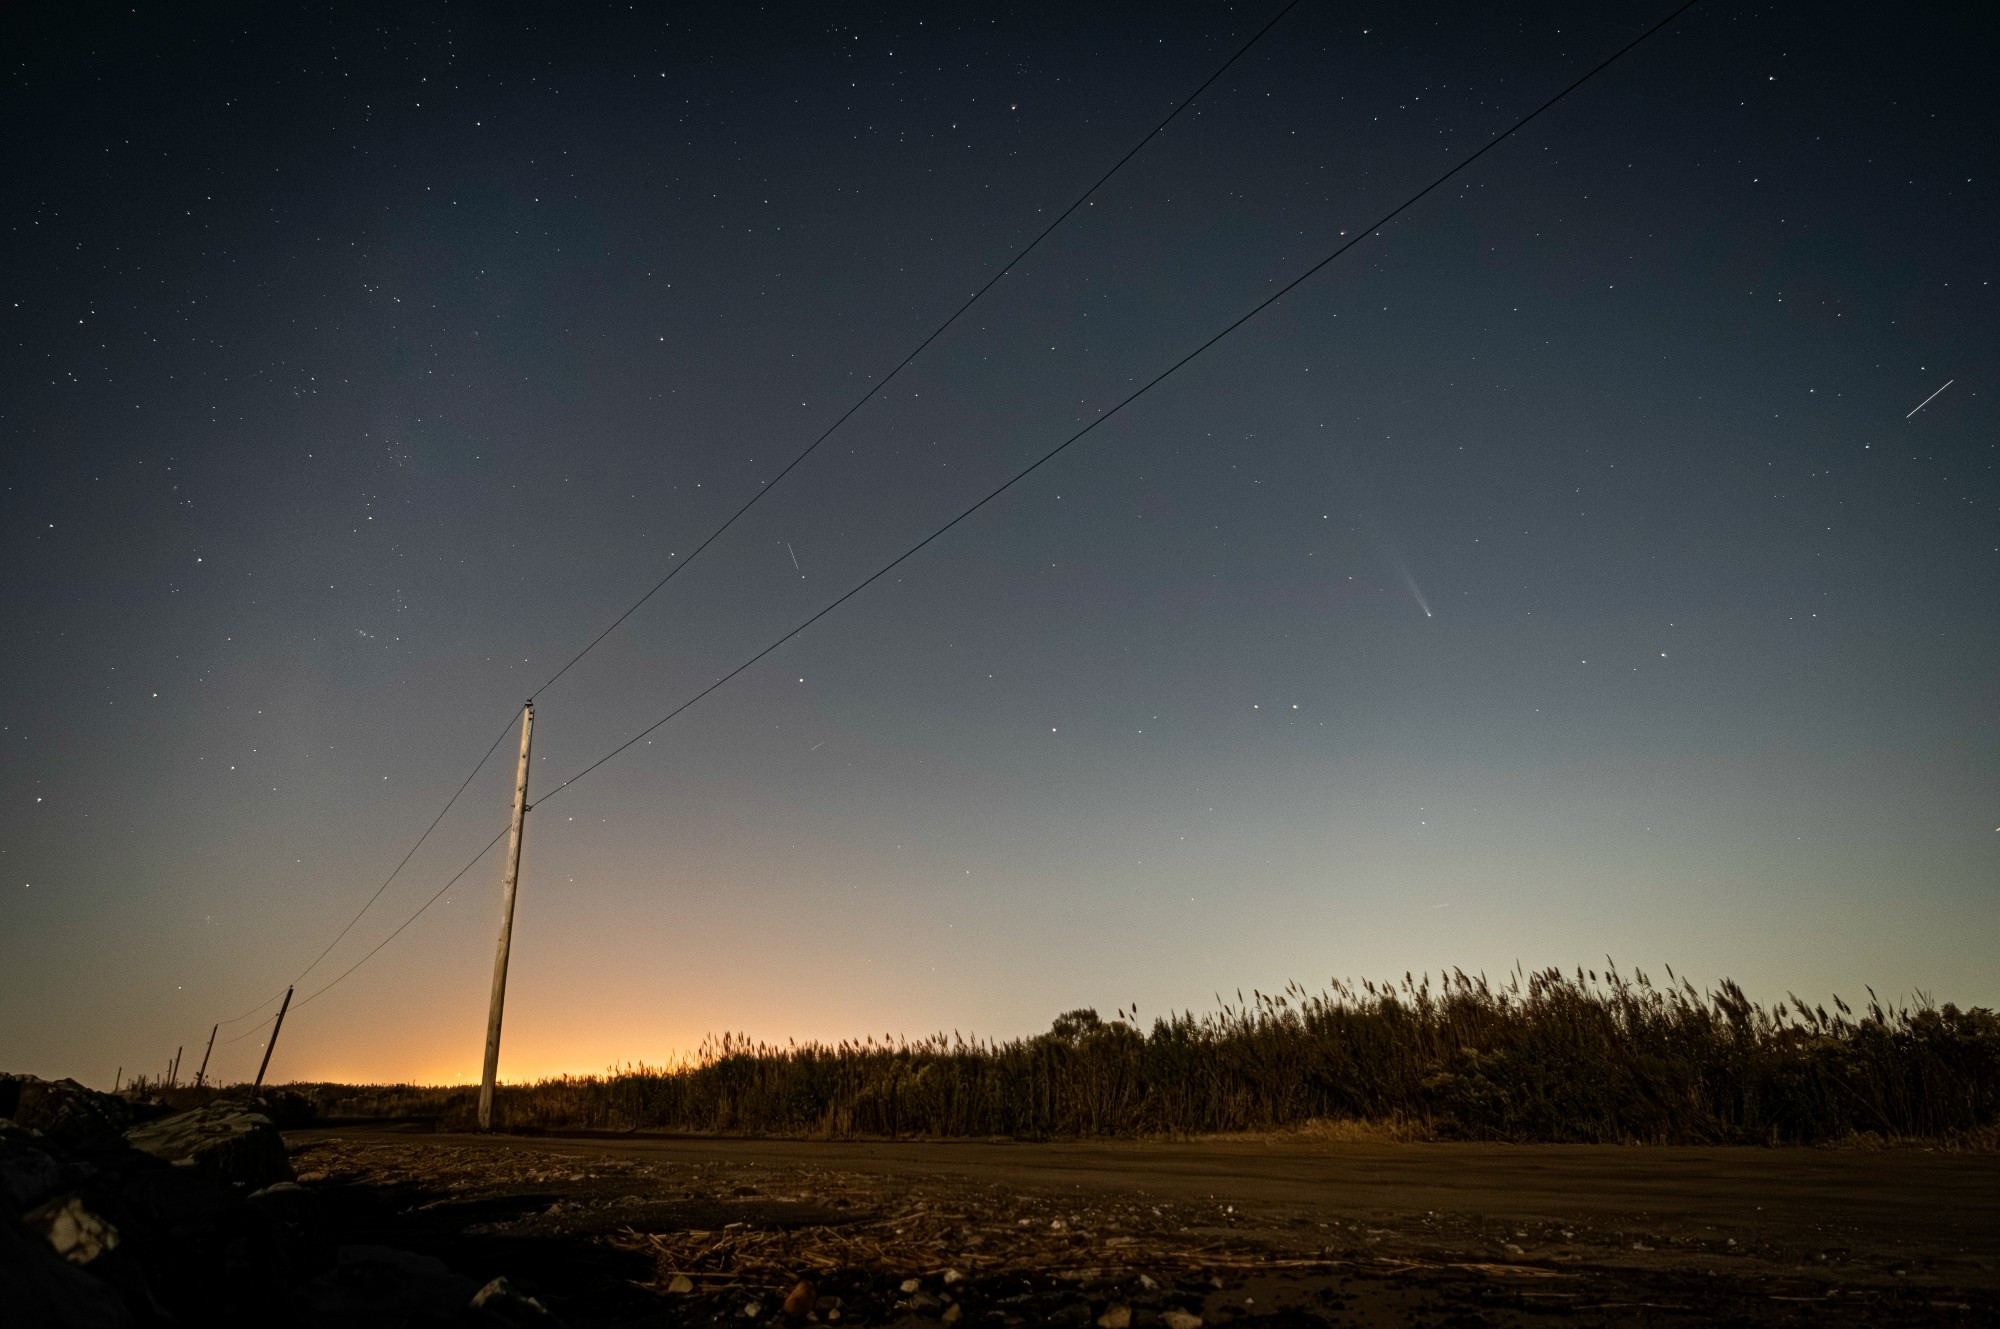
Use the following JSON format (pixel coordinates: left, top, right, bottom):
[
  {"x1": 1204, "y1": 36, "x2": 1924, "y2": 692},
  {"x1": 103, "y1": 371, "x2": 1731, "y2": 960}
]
[{"x1": 3, "y1": 1, "x2": 1995, "y2": 1089}]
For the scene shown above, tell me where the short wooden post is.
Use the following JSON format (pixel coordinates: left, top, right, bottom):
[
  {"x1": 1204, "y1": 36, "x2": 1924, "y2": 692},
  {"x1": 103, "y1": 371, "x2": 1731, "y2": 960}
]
[
  {"x1": 254, "y1": 986, "x2": 294, "y2": 1088},
  {"x1": 194, "y1": 1024, "x2": 218, "y2": 1088}
]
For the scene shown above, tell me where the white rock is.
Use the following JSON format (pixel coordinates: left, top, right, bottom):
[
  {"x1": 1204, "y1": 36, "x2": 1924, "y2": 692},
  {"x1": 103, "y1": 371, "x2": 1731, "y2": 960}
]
[
  {"x1": 126, "y1": 1103, "x2": 291, "y2": 1187},
  {"x1": 470, "y1": 1276, "x2": 557, "y2": 1321},
  {"x1": 28, "y1": 1193, "x2": 120, "y2": 1265}
]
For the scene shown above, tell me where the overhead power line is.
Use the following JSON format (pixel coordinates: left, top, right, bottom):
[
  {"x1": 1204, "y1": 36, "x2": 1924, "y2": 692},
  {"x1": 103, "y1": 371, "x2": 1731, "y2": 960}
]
[
  {"x1": 214, "y1": 714, "x2": 519, "y2": 1027},
  {"x1": 303, "y1": 0, "x2": 1703, "y2": 1003},
  {"x1": 526, "y1": 0, "x2": 1304, "y2": 700},
  {"x1": 223, "y1": 827, "x2": 512, "y2": 1041},
  {"x1": 531, "y1": 0, "x2": 1704, "y2": 807},
  {"x1": 199, "y1": 4, "x2": 1301, "y2": 1039}
]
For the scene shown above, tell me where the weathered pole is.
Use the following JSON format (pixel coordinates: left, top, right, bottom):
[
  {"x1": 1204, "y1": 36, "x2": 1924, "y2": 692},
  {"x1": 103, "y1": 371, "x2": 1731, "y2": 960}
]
[
  {"x1": 477, "y1": 700, "x2": 536, "y2": 1131},
  {"x1": 194, "y1": 1024, "x2": 218, "y2": 1088},
  {"x1": 254, "y1": 985, "x2": 294, "y2": 1088},
  {"x1": 170, "y1": 1046, "x2": 183, "y2": 1088},
  {"x1": 113, "y1": 1067, "x2": 121, "y2": 1093}
]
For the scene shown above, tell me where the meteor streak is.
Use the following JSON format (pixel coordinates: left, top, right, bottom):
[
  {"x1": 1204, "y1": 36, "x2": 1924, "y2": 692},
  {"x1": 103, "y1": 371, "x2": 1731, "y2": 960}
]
[{"x1": 1906, "y1": 379, "x2": 1954, "y2": 418}]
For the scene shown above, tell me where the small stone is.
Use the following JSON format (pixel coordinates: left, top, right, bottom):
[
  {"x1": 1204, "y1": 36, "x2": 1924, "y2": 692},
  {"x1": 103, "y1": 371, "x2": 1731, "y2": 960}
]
[
  {"x1": 1098, "y1": 1306, "x2": 1132, "y2": 1329},
  {"x1": 942, "y1": 1268, "x2": 965, "y2": 1285},
  {"x1": 899, "y1": 1278, "x2": 922, "y2": 1294},
  {"x1": 907, "y1": 1291, "x2": 943, "y2": 1312},
  {"x1": 782, "y1": 1280, "x2": 817, "y2": 1317},
  {"x1": 1502, "y1": 1243, "x2": 1525, "y2": 1257},
  {"x1": 1161, "y1": 1312, "x2": 1203, "y2": 1329},
  {"x1": 667, "y1": 1274, "x2": 695, "y2": 1294},
  {"x1": 469, "y1": 1275, "x2": 560, "y2": 1323},
  {"x1": 1137, "y1": 1275, "x2": 1159, "y2": 1292},
  {"x1": 941, "y1": 1305, "x2": 963, "y2": 1325},
  {"x1": 740, "y1": 1299, "x2": 764, "y2": 1318},
  {"x1": 25, "y1": 1193, "x2": 120, "y2": 1265}
]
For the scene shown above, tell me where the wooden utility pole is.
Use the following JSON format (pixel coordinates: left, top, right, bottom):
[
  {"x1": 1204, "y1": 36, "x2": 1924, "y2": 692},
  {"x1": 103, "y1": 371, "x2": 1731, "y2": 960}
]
[
  {"x1": 254, "y1": 985, "x2": 294, "y2": 1088},
  {"x1": 477, "y1": 700, "x2": 536, "y2": 1131},
  {"x1": 170, "y1": 1046, "x2": 183, "y2": 1088},
  {"x1": 194, "y1": 1024, "x2": 218, "y2": 1088}
]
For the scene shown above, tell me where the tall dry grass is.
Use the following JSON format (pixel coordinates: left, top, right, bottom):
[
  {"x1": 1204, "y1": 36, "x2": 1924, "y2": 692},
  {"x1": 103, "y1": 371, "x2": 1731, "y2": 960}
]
[{"x1": 292, "y1": 966, "x2": 2000, "y2": 1145}]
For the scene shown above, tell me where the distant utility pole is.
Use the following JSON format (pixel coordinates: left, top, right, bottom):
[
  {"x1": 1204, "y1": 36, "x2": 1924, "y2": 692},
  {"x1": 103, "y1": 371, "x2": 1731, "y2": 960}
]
[
  {"x1": 170, "y1": 1046, "x2": 183, "y2": 1088},
  {"x1": 254, "y1": 985, "x2": 294, "y2": 1088},
  {"x1": 478, "y1": 700, "x2": 536, "y2": 1131},
  {"x1": 194, "y1": 1024, "x2": 217, "y2": 1088}
]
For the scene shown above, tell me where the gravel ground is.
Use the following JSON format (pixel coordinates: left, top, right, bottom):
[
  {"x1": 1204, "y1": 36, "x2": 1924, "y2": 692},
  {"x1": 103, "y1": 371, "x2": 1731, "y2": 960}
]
[{"x1": 287, "y1": 1129, "x2": 1999, "y2": 1327}]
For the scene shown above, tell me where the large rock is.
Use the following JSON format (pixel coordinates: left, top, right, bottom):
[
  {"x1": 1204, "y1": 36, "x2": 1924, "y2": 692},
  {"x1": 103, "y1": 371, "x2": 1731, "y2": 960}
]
[
  {"x1": 0, "y1": 1213, "x2": 132, "y2": 1329},
  {"x1": 303, "y1": 1244, "x2": 478, "y2": 1327},
  {"x1": 0, "y1": 1076, "x2": 134, "y2": 1150},
  {"x1": 219, "y1": 1086, "x2": 316, "y2": 1129},
  {"x1": 123, "y1": 1103, "x2": 292, "y2": 1188},
  {"x1": 0, "y1": 1129, "x2": 65, "y2": 1210}
]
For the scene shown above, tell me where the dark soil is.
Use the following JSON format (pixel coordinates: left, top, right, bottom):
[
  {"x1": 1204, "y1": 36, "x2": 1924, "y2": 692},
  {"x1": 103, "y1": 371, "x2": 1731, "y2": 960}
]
[{"x1": 286, "y1": 1127, "x2": 2000, "y2": 1327}]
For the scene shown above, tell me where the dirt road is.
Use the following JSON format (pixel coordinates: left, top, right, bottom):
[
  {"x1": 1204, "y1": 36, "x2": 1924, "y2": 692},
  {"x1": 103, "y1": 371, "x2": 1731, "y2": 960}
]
[{"x1": 289, "y1": 1127, "x2": 1999, "y2": 1326}]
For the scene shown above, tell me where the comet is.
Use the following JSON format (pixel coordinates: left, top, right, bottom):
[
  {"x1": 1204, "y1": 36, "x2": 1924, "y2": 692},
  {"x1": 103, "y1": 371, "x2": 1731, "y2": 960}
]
[{"x1": 1393, "y1": 560, "x2": 1433, "y2": 618}]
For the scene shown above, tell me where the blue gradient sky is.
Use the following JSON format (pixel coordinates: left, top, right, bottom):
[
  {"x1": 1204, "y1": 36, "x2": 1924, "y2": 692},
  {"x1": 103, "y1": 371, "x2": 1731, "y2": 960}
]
[{"x1": 3, "y1": 0, "x2": 1994, "y2": 1086}]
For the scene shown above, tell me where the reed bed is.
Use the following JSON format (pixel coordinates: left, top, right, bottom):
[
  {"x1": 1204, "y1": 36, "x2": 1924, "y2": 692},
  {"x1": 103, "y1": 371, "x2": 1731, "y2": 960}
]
[{"x1": 294, "y1": 966, "x2": 2000, "y2": 1145}]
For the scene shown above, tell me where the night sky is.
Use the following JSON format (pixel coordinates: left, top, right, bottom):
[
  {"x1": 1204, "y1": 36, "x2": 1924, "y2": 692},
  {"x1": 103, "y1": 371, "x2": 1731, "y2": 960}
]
[{"x1": 4, "y1": 1, "x2": 1994, "y2": 1088}]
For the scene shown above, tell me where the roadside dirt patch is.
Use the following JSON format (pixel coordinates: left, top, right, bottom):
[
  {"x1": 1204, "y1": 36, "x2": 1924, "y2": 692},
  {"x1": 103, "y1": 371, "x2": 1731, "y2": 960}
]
[{"x1": 288, "y1": 1130, "x2": 2000, "y2": 1326}]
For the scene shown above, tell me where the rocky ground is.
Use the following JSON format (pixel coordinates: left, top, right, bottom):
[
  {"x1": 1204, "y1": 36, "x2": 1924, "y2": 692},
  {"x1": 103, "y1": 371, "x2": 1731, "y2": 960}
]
[
  {"x1": 7, "y1": 1076, "x2": 1996, "y2": 1326},
  {"x1": 286, "y1": 1130, "x2": 2000, "y2": 1327},
  {"x1": 1, "y1": 1075, "x2": 555, "y2": 1326}
]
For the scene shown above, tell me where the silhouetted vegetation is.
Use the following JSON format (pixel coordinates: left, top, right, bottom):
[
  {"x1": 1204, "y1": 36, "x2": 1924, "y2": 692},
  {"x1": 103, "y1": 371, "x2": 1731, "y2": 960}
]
[{"x1": 291, "y1": 966, "x2": 2000, "y2": 1145}]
